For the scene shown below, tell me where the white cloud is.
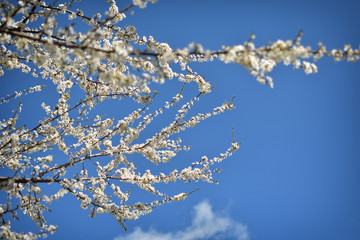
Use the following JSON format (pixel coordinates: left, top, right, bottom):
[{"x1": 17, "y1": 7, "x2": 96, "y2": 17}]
[{"x1": 114, "y1": 200, "x2": 249, "y2": 240}]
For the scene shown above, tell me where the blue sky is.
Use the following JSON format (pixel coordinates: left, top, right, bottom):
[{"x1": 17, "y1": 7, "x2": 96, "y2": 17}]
[{"x1": 1, "y1": 0, "x2": 360, "y2": 239}]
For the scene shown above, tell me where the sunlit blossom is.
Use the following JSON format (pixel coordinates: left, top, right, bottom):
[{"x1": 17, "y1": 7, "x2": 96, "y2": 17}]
[{"x1": 0, "y1": 0, "x2": 358, "y2": 239}]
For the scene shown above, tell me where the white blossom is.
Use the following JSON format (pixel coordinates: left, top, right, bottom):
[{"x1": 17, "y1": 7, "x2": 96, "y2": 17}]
[{"x1": 0, "y1": 0, "x2": 358, "y2": 238}]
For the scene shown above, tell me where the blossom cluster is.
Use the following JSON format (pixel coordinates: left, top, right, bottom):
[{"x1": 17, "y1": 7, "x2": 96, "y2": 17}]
[{"x1": 0, "y1": 0, "x2": 358, "y2": 239}]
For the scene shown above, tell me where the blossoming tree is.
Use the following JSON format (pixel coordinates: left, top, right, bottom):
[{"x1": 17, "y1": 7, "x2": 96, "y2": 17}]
[{"x1": 0, "y1": 0, "x2": 359, "y2": 238}]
